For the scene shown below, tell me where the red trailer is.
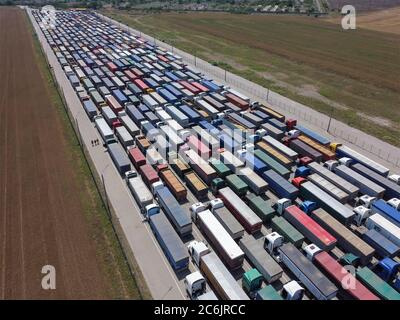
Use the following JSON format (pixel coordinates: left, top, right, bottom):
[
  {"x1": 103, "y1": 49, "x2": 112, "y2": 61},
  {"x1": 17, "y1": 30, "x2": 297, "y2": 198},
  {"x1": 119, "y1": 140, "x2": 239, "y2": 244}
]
[
  {"x1": 106, "y1": 95, "x2": 124, "y2": 113},
  {"x1": 284, "y1": 205, "x2": 337, "y2": 251},
  {"x1": 128, "y1": 147, "x2": 146, "y2": 170},
  {"x1": 124, "y1": 70, "x2": 137, "y2": 82},
  {"x1": 314, "y1": 251, "x2": 379, "y2": 300},
  {"x1": 112, "y1": 119, "x2": 122, "y2": 130},
  {"x1": 180, "y1": 81, "x2": 200, "y2": 94},
  {"x1": 186, "y1": 135, "x2": 211, "y2": 158},
  {"x1": 158, "y1": 55, "x2": 169, "y2": 63},
  {"x1": 131, "y1": 68, "x2": 144, "y2": 78},
  {"x1": 134, "y1": 79, "x2": 149, "y2": 92},
  {"x1": 106, "y1": 61, "x2": 118, "y2": 72},
  {"x1": 139, "y1": 164, "x2": 159, "y2": 186},
  {"x1": 191, "y1": 82, "x2": 209, "y2": 93},
  {"x1": 224, "y1": 93, "x2": 249, "y2": 110}
]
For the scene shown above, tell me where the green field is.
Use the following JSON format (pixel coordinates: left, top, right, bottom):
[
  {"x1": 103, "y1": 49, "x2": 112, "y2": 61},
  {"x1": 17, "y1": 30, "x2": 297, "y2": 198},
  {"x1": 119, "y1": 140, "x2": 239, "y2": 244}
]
[{"x1": 103, "y1": 10, "x2": 400, "y2": 147}]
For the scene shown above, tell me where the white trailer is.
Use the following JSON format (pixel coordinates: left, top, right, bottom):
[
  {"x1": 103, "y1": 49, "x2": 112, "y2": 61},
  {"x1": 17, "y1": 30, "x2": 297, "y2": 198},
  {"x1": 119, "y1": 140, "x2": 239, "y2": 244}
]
[
  {"x1": 238, "y1": 167, "x2": 268, "y2": 195},
  {"x1": 366, "y1": 214, "x2": 400, "y2": 246},
  {"x1": 94, "y1": 115, "x2": 116, "y2": 144}
]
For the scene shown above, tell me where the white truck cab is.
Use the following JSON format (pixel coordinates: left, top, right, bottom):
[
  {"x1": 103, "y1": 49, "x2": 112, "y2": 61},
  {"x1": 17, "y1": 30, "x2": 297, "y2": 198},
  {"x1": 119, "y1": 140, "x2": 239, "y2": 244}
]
[
  {"x1": 353, "y1": 206, "x2": 371, "y2": 227},
  {"x1": 288, "y1": 130, "x2": 301, "y2": 139},
  {"x1": 255, "y1": 128, "x2": 267, "y2": 137},
  {"x1": 151, "y1": 181, "x2": 164, "y2": 196},
  {"x1": 388, "y1": 198, "x2": 400, "y2": 211},
  {"x1": 190, "y1": 202, "x2": 207, "y2": 222},
  {"x1": 282, "y1": 281, "x2": 305, "y2": 300},
  {"x1": 244, "y1": 143, "x2": 254, "y2": 152},
  {"x1": 124, "y1": 169, "x2": 137, "y2": 181},
  {"x1": 144, "y1": 204, "x2": 160, "y2": 219},
  {"x1": 355, "y1": 195, "x2": 376, "y2": 208},
  {"x1": 304, "y1": 243, "x2": 322, "y2": 261},
  {"x1": 323, "y1": 160, "x2": 339, "y2": 171},
  {"x1": 276, "y1": 198, "x2": 291, "y2": 215},
  {"x1": 187, "y1": 240, "x2": 210, "y2": 267},
  {"x1": 184, "y1": 271, "x2": 206, "y2": 300},
  {"x1": 264, "y1": 232, "x2": 284, "y2": 256},
  {"x1": 388, "y1": 174, "x2": 400, "y2": 185},
  {"x1": 339, "y1": 157, "x2": 352, "y2": 166}
]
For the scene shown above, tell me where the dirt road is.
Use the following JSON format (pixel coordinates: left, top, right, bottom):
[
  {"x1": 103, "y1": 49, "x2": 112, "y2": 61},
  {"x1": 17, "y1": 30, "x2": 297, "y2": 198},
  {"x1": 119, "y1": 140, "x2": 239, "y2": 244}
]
[{"x1": 0, "y1": 7, "x2": 111, "y2": 299}]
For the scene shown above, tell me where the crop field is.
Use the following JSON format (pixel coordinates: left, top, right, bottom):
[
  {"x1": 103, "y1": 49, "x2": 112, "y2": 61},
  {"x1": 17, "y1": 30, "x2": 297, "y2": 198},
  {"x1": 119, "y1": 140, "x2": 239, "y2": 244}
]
[
  {"x1": 0, "y1": 7, "x2": 142, "y2": 299},
  {"x1": 103, "y1": 10, "x2": 400, "y2": 147}
]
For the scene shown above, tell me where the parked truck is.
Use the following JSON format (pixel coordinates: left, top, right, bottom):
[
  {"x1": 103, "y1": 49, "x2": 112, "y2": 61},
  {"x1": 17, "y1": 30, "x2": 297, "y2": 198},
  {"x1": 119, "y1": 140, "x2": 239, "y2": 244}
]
[
  {"x1": 307, "y1": 173, "x2": 349, "y2": 204},
  {"x1": 107, "y1": 143, "x2": 131, "y2": 175},
  {"x1": 125, "y1": 170, "x2": 154, "y2": 213},
  {"x1": 209, "y1": 199, "x2": 244, "y2": 241},
  {"x1": 94, "y1": 115, "x2": 116, "y2": 144},
  {"x1": 262, "y1": 170, "x2": 298, "y2": 201},
  {"x1": 366, "y1": 214, "x2": 400, "y2": 246}
]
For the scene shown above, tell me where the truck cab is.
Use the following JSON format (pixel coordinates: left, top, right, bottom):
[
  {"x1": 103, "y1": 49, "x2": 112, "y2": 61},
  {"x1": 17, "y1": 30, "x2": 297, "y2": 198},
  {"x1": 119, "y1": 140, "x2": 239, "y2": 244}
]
[
  {"x1": 275, "y1": 198, "x2": 291, "y2": 215},
  {"x1": 339, "y1": 157, "x2": 352, "y2": 167},
  {"x1": 388, "y1": 174, "x2": 400, "y2": 186},
  {"x1": 187, "y1": 240, "x2": 210, "y2": 267},
  {"x1": 184, "y1": 271, "x2": 206, "y2": 300},
  {"x1": 151, "y1": 181, "x2": 164, "y2": 196},
  {"x1": 287, "y1": 129, "x2": 301, "y2": 139},
  {"x1": 352, "y1": 206, "x2": 371, "y2": 227},
  {"x1": 374, "y1": 258, "x2": 400, "y2": 291},
  {"x1": 144, "y1": 204, "x2": 160, "y2": 219},
  {"x1": 124, "y1": 169, "x2": 137, "y2": 181},
  {"x1": 355, "y1": 195, "x2": 376, "y2": 208},
  {"x1": 255, "y1": 128, "x2": 267, "y2": 137},
  {"x1": 282, "y1": 280, "x2": 305, "y2": 300},
  {"x1": 264, "y1": 232, "x2": 284, "y2": 256},
  {"x1": 304, "y1": 243, "x2": 322, "y2": 261},
  {"x1": 387, "y1": 198, "x2": 400, "y2": 211},
  {"x1": 244, "y1": 143, "x2": 255, "y2": 152},
  {"x1": 242, "y1": 268, "x2": 263, "y2": 298},
  {"x1": 299, "y1": 201, "x2": 317, "y2": 214},
  {"x1": 211, "y1": 178, "x2": 225, "y2": 195},
  {"x1": 190, "y1": 202, "x2": 207, "y2": 223},
  {"x1": 324, "y1": 160, "x2": 339, "y2": 171}
]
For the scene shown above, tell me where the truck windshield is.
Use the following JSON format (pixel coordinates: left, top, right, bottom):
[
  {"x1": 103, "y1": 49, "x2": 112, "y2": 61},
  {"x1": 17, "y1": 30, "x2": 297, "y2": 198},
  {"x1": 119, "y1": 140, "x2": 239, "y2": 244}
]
[{"x1": 148, "y1": 207, "x2": 160, "y2": 216}]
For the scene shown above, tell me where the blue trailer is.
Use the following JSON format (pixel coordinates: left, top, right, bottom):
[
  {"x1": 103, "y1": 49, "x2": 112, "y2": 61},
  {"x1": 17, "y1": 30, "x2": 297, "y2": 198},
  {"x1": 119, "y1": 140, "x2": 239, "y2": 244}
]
[
  {"x1": 82, "y1": 100, "x2": 97, "y2": 120},
  {"x1": 363, "y1": 229, "x2": 400, "y2": 258},
  {"x1": 295, "y1": 125, "x2": 330, "y2": 146},
  {"x1": 148, "y1": 212, "x2": 189, "y2": 271},
  {"x1": 200, "y1": 79, "x2": 221, "y2": 92},
  {"x1": 165, "y1": 71, "x2": 180, "y2": 81},
  {"x1": 143, "y1": 77, "x2": 159, "y2": 88},
  {"x1": 141, "y1": 121, "x2": 159, "y2": 141},
  {"x1": 199, "y1": 120, "x2": 220, "y2": 137},
  {"x1": 352, "y1": 163, "x2": 400, "y2": 199},
  {"x1": 165, "y1": 105, "x2": 189, "y2": 127},
  {"x1": 164, "y1": 84, "x2": 183, "y2": 99},
  {"x1": 155, "y1": 187, "x2": 192, "y2": 237},
  {"x1": 262, "y1": 170, "x2": 299, "y2": 201},
  {"x1": 176, "y1": 104, "x2": 201, "y2": 124},
  {"x1": 242, "y1": 152, "x2": 268, "y2": 174},
  {"x1": 157, "y1": 88, "x2": 178, "y2": 104},
  {"x1": 266, "y1": 118, "x2": 286, "y2": 131},
  {"x1": 126, "y1": 104, "x2": 145, "y2": 126},
  {"x1": 107, "y1": 143, "x2": 131, "y2": 175},
  {"x1": 371, "y1": 200, "x2": 400, "y2": 228},
  {"x1": 112, "y1": 89, "x2": 128, "y2": 106},
  {"x1": 252, "y1": 110, "x2": 270, "y2": 121}
]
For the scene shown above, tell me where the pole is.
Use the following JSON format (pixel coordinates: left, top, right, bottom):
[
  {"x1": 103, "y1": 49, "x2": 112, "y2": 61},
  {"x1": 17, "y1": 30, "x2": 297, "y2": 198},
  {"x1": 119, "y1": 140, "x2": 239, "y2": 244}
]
[{"x1": 327, "y1": 106, "x2": 333, "y2": 133}]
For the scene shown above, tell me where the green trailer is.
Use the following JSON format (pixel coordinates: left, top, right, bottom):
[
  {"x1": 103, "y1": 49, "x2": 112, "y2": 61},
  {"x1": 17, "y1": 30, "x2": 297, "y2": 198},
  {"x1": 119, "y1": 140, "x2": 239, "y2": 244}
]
[
  {"x1": 356, "y1": 267, "x2": 400, "y2": 300},
  {"x1": 246, "y1": 195, "x2": 275, "y2": 223},
  {"x1": 209, "y1": 158, "x2": 231, "y2": 178},
  {"x1": 254, "y1": 150, "x2": 291, "y2": 179},
  {"x1": 225, "y1": 174, "x2": 249, "y2": 197},
  {"x1": 271, "y1": 216, "x2": 304, "y2": 248},
  {"x1": 211, "y1": 178, "x2": 225, "y2": 195},
  {"x1": 242, "y1": 268, "x2": 263, "y2": 295},
  {"x1": 255, "y1": 285, "x2": 283, "y2": 300}
]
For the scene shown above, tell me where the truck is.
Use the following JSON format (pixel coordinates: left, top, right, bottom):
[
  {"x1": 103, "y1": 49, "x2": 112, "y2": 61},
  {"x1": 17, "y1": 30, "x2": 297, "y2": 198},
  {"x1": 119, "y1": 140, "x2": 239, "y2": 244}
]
[
  {"x1": 246, "y1": 195, "x2": 275, "y2": 222},
  {"x1": 293, "y1": 179, "x2": 355, "y2": 225},
  {"x1": 331, "y1": 144, "x2": 389, "y2": 177},
  {"x1": 127, "y1": 147, "x2": 146, "y2": 170},
  {"x1": 271, "y1": 216, "x2": 304, "y2": 248},
  {"x1": 262, "y1": 170, "x2": 298, "y2": 201},
  {"x1": 218, "y1": 187, "x2": 263, "y2": 234},
  {"x1": 255, "y1": 286, "x2": 283, "y2": 300},
  {"x1": 209, "y1": 158, "x2": 232, "y2": 178},
  {"x1": 125, "y1": 170, "x2": 153, "y2": 213},
  {"x1": 238, "y1": 167, "x2": 268, "y2": 195},
  {"x1": 307, "y1": 173, "x2": 349, "y2": 204},
  {"x1": 294, "y1": 125, "x2": 330, "y2": 146},
  {"x1": 261, "y1": 123, "x2": 284, "y2": 140},
  {"x1": 254, "y1": 150, "x2": 290, "y2": 179},
  {"x1": 284, "y1": 205, "x2": 337, "y2": 251},
  {"x1": 187, "y1": 243, "x2": 249, "y2": 300},
  {"x1": 304, "y1": 245, "x2": 379, "y2": 300},
  {"x1": 239, "y1": 235, "x2": 283, "y2": 283},
  {"x1": 366, "y1": 214, "x2": 400, "y2": 246},
  {"x1": 184, "y1": 271, "x2": 207, "y2": 300},
  {"x1": 225, "y1": 174, "x2": 249, "y2": 197},
  {"x1": 190, "y1": 207, "x2": 244, "y2": 269},
  {"x1": 352, "y1": 163, "x2": 400, "y2": 200},
  {"x1": 148, "y1": 211, "x2": 189, "y2": 271},
  {"x1": 242, "y1": 269, "x2": 263, "y2": 296},
  {"x1": 370, "y1": 199, "x2": 400, "y2": 228},
  {"x1": 153, "y1": 183, "x2": 192, "y2": 237},
  {"x1": 311, "y1": 208, "x2": 374, "y2": 265},
  {"x1": 356, "y1": 267, "x2": 400, "y2": 300},
  {"x1": 118, "y1": 111, "x2": 140, "y2": 137},
  {"x1": 94, "y1": 115, "x2": 116, "y2": 144},
  {"x1": 278, "y1": 243, "x2": 338, "y2": 300},
  {"x1": 362, "y1": 229, "x2": 400, "y2": 258},
  {"x1": 262, "y1": 136, "x2": 298, "y2": 160},
  {"x1": 115, "y1": 126, "x2": 134, "y2": 149},
  {"x1": 139, "y1": 164, "x2": 159, "y2": 186},
  {"x1": 82, "y1": 99, "x2": 98, "y2": 120},
  {"x1": 184, "y1": 172, "x2": 208, "y2": 199},
  {"x1": 308, "y1": 162, "x2": 359, "y2": 199},
  {"x1": 107, "y1": 143, "x2": 131, "y2": 175},
  {"x1": 256, "y1": 141, "x2": 293, "y2": 168},
  {"x1": 184, "y1": 149, "x2": 217, "y2": 184},
  {"x1": 159, "y1": 169, "x2": 187, "y2": 202},
  {"x1": 209, "y1": 199, "x2": 244, "y2": 241},
  {"x1": 290, "y1": 139, "x2": 323, "y2": 162}
]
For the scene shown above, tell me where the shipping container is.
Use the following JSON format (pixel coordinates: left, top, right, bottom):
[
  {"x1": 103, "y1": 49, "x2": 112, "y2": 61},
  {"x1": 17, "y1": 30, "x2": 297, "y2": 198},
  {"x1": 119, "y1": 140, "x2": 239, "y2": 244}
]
[
  {"x1": 177, "y1": 104, "x2": 201, "y2": 124},
  {"x1": 238, "y1": 167, "x2": 268, "y2": 195},
  {"x1": 228, "y1": 113, "x2": 256, "y2": 130},
  {"x1": 255, "y1": 286, "x2": 282, "y2": 300},
  {"x1": 82, "y1": 99, "x2": 97, "y2": 120},
  {"x1": 197, "y1": 210, "x2": 244, "y2": 269},
  {"x1": 334, "y1": 165, "x2": 385, "y2": 198},
  {"x1": 352, "y1": 163, "x2": 400, "y2": 200},
  {"x1": 262, "y1": 136, "x2": 298, "y2": 160},
  {"x1": 290, "y1": 139, "x2": 323, "y2": 162},
  {"x1": 246, "y1": 195, "x2": 275, "y2": 223},
  {"x1": 363, "y1": 229, "x2": 399, "y2": 258},
  {"x1": 284, "y1": 205, "x2": 337, "y2": 251},
  {"x1": 94, "y1": 115, "x2": 116, "y2": 144},
  {"x1": 155, "y1": 186, "x2": 192, "y2": 237},
  {"x1": 126, "y1": 104, "x2": 145, "y2": 126},
  {"x1": 184, "y1": 149, "x2": 217, "y2": 185},
  {"x1": 366, "y1": 214, "x2": 400, "y2": 247},
  {"x1": 313, "y1": 251, "x2": 378, "y2": 300},
  {"x1": 335, "y1": 145, "x2": 389, "y2": 177},
  {"x1": 184, "y1": 171, "x2": 208, "y2": 199},
  {"x1": 210, "y1": 199, "x2": 244, "y2": 241},
  {"x1": 271, "y1": 216, "x2": 304, "y2": 247},
  {"x1": 278, "y1": 243, "x2": 337, "y2": 300},
  {"x1": 148, "y1": 212, "x2": 189, "y2": 271},
  {"x1": 240, "y1": 152, "x2": 268, "y2": 175},
  {"x1": 298, "y1": 135, "x2": 335, "y2": 161},
  {"x1": 225, "y1": 174, "x2": 249, "y2": 197},
  {"x1": 239, "y1": 235, "x2": 283, "y2": 283},
  {"x1": 139, "y1": 164, "x2": 159, "y2": 186},
  {"x1": 308, "y1": 162, "x2": 359, "y2": 199},
  {"x1": 242, "y1": 112, "x2": 264, "y2": 127},
  {"x1": 308, "y1": 173, "x2": 349, "y2": 204},
  {"x1": 311, "y1": 208, "x2": 374, "y2": 265},
  {"x1": 218, "y1": 187, "x2": 262, "y2": 234},
  {"x1": 108, "y1": 143, "x2": 131, "y2": 175},
  {"x1": 256, "y1": 141, "x2": 293, "y2": 168},
  {"x1": 159, "y1": 169, "x2": 187, "y2": 202},
  {"x1": 356, "y1": 267, "x2": 400, "y2": 300},
  {"x1": 115, "y1": 125, "x2": 134, "y2": 148},
  {"x1": 126, "y1": 175, "x2": 153, "y2": 211},
  {"x1": 371, "y1": 199, "x2": 400, "y2": 228},
  {"x1": 262, "y1": 170, "x2": 298, "y2": 201},
  {"x1": 209, "y1": 158, "x2": 232, "y2": 178},
  {"x1": 200, "y1": 252, "x2": 249, "y2": 300}
]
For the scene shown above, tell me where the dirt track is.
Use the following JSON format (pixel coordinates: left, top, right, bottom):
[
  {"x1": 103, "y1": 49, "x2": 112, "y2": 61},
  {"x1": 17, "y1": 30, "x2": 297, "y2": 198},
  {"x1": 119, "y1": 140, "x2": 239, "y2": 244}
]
[{"x1": 0, "y1": 7, "x2": 109, "y2": 299}]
